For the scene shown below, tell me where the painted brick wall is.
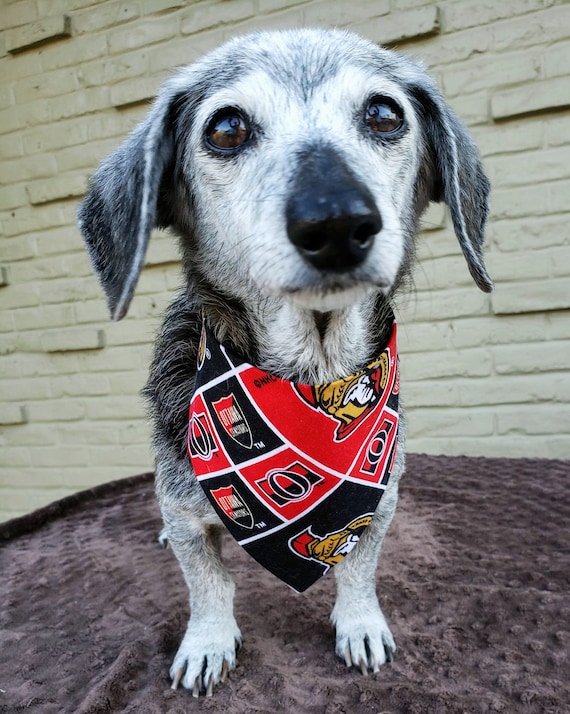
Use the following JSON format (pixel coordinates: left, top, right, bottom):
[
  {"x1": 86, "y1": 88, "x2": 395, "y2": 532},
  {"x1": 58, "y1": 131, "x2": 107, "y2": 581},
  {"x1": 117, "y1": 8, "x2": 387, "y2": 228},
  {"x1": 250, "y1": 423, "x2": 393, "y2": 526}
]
[{"x1": 1, "y1": 0, "x2": 569, "y2": 519}]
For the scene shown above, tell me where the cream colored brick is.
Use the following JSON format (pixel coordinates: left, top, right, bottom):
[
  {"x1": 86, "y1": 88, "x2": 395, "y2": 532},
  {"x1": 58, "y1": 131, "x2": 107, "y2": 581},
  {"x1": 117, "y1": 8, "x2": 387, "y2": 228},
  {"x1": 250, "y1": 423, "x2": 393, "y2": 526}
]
[
  {"x1": 397, "y1": 25, "x2": 491, "y2": 67},
  {"x1": 408, "y1": 407, "x2": 494, "y2": 438},
  {"x1": 0, "y1": 404, "x2": 27, "y2": 426},
  {"x1": 31, "y1": 446, "x2": 89, "y2": 468},
  {"x1": 77, "y1": 345, "x2": 152, "y2": 373},
  {"x1": 41, "y1": 32, "x2": 108, "y2": 71},
  {"x1": 181, "y1": 0, "x2": 255, "y2": 36},
  {"x1": 0, "y1": 236, "x2": 36, "y2": 262},
  {"x1": 110, "y1": 76, "x2": 161, "y2": 107},
  {"x1": 1, "y1": 376, "x2": 51, "y2": 400},
  {"x1": 492, "y1": 278, "x2": 570, "y2": 315},
  {"x1": 0, "y1": 184, "x2": 28, "y2": 211},
  {"x1": 491, "y1": 76, "x2": 570, "y2": 121},
  {"x1": 79, "y1": 52, "x2": 149, "y2": 89},
  {"x1": 51, "y1": 373, "x2": 113, "y2": 399},
  {"x1": 71, "y1": 2, "x2": 140, "y2": 35},
  {"x1": 470, "y1": 119, "x2": 543, "y2": 157},
  {"x1": 0, "y1": 0, "x2": 39, "y2": 32},
  {"x1": 0, "y1": 153, "x2": 57, "y2": 185},
  {"x1": 490, "y1": 184, "x2": 549, "y2": 220},
  {"x1": 14, "y1": 66, "x2": 79, "y2": 104},
  {"x1": 1, "y1": 423, "x2": 57, "y2": 447},
  {"x1": 545, "y1": 114, "x2": 570, "y2": 148},
  {"x1": 489, "y1": 214, "x2": 569, "y2": 253},
  {"x1": 493, "y1": 340, "x2": 570, "y2": 375},
  {"x1": 405, "y1": 373, "x2": 568, "y2": 409},
  {"x1": 258, "y1": 0, "x2": 306, "y2": 11},
  {"x1": 351, "y1": 4, "x2": 440, "y2": 46},
  {"x1": 487, "y1": 247, "x2": 570, "y2": 282},
  {"x1": 542, "y1": 40, "x2": 570, "y2": 79},
  {"x1": 6, "y1": 15, "x2": 71, "y2": 54},
  {"x1": 442, "y1": 52, "x2": 540, "y2": 98},
  {"x1": 87, "y1": 444, "x2": 152, "y2": 466},
  {"x1": 406, "y1": 435, "x2": 568, "y2": 460},
  {"x1": 548, "y1": 180, "x2": 570, "y2": 214},
  {"x1": 492, "y1": 4, "x2": 570, "y2": 52},
  {"x1": 27, "y1": 399, "x2": 86, "y2": 422},
  {"x1": 26, "y1": 173, "x2": 88, "y2": 206},
  {"x1": 497, "y1": 404, "x2": 570, "y2": 436},
  {"x1": 108, "y1": 15, "x2": 180, "y2": 54},
  {"x1": 0, "y1": 105, "x2": 23, "y2": 136},
  {"x1": 0, "y1": 132, "x2": 24, "y2": 159},
  {"x1": 146, "y1": 30, "x2": 225, "y2": 73},
  {"x1": 38, "y1": 276, "x2": 103, "y2": 306},
  {"x1": 397, "y1": 286, "x2": 492, "y2": 322},
  {"x1": 0, "y1": 85, "x2": 14, "y2": 111},
  {"x1": 10, "y1": 303, "x2": 76, "y2": 332},
  {"x1": 60, "y1": 465, "x2": 148, "y2": 490},
  {"x1": 442, "y1": 0, "x2": 554, "y2": 33},
  {"x1": 41, "y1": 328, "x2": 106, "y2": 353},
  {"x1": 85, "y1": 395, "x2": 146, "y2": 420},
  {"x1": 302, "y1": 0, "x2": 390, "y2": 26}
]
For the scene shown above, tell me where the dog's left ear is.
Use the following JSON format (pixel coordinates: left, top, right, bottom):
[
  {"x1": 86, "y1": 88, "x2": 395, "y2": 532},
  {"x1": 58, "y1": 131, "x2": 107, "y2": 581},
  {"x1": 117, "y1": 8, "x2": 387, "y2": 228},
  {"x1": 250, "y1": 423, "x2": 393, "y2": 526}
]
[
  {"x1": 412, "y1": 84, "x2": 494, "y2": 293},
  {"x1": 78, "y1": 91, "x2": 179, "y2": 321}
]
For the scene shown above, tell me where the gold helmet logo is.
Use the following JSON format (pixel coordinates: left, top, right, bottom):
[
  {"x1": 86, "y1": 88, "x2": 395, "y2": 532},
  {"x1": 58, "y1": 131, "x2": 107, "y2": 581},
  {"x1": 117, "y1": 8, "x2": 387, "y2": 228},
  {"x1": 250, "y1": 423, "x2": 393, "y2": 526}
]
[
  {"x1": 297, "y1": 353, "x2": 389, "y2": 440},
  {"x1": 289, "y1": 515, "x2": 373, "y2": 570}
]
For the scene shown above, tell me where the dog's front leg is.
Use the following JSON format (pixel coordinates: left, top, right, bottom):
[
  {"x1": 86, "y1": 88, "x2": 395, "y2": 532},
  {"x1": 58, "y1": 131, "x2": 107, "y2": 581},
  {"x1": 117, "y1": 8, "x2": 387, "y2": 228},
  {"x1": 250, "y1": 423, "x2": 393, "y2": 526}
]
[
  {"x1": 331, "y1": 467, "x2": 401, "y2": 674},
  {"x1": 158, "y1": 465, "x2": 241, "y2": 696}
]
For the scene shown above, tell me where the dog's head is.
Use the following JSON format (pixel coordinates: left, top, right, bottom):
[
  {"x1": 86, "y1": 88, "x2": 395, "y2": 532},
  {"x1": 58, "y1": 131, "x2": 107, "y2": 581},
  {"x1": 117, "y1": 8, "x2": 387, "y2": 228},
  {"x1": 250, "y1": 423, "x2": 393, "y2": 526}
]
[{"x1": 78, "y1": 28, "x2": 492, "y2": 321}]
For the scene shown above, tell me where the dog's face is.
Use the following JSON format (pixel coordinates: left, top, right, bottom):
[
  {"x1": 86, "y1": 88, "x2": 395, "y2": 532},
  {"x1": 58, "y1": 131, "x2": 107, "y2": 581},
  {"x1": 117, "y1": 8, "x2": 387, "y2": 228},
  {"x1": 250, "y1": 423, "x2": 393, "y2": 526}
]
[
  {"x1": 182, "y1": 46, "x2": 423, "y2": 312},
  {"x1": 78, "y1": 29, "x2": 492, "y2": 321}
]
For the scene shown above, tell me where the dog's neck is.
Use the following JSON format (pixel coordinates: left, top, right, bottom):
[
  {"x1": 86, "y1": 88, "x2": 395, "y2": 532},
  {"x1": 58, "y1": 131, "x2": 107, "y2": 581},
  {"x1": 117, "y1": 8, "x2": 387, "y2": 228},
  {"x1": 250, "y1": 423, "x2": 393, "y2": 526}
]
[{"x1": 195, "y1": 281, "x2": 394, "y2": 385}]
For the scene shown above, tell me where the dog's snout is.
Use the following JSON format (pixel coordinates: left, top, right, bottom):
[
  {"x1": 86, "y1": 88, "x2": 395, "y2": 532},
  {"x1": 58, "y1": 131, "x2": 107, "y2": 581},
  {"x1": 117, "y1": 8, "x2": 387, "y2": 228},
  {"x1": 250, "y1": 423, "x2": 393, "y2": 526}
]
[{"x1": 286, "y1": 148, "x2": 381, "y2": 271}]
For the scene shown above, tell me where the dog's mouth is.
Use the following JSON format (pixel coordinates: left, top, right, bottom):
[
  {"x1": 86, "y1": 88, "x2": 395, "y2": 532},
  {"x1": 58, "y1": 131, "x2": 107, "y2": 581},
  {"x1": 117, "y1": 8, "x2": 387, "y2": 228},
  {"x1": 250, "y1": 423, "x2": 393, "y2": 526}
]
[{"x1": 282, "y1": 276, "x2": 387, "y2": 312}]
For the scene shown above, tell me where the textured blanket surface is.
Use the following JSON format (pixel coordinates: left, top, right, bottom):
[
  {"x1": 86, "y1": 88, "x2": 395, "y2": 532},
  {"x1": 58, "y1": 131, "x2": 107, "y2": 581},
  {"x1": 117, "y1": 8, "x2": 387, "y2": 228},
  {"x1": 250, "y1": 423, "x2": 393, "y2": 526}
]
[{"x1": 1, "y1": 454, "x2": 568, "y2": 713}]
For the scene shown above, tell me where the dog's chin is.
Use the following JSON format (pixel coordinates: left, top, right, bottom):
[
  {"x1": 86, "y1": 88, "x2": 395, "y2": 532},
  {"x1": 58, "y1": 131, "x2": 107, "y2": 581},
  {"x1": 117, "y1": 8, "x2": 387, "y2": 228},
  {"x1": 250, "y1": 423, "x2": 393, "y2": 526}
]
[{"x1": 285, "y1": 283, "x2": 380, "y2": 312}]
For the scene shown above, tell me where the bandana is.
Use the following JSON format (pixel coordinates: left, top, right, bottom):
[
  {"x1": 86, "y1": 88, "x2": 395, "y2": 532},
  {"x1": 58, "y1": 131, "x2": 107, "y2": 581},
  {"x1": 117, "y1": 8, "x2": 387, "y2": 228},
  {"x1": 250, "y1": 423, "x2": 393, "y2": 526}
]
[{"x1": 187, "y1": 320, "x2": 399, "y2": 592}]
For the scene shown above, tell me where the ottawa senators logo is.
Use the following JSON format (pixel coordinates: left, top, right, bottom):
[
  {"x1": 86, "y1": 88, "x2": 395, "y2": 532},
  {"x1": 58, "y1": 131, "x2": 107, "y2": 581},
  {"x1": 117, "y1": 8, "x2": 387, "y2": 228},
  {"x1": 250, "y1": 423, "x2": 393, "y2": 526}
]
[
  {"x1": 289, "y1": 515, "x2": 373, "y2": 572},
  {"x1": 210, "y1": 485, "x2": 254, "y2": 529},
  {"x1": 296, "y1": 353, "x2": 390, "y2": 441},
  {"x1": 256, "y1": 462, "x2": 323, "y2": 507},
  {"x1": 187, "y1": 412, "x2": 217, "y2": 461},
  {"x1": 212, "y1": 393, "x2": 253, "y2": 449}
]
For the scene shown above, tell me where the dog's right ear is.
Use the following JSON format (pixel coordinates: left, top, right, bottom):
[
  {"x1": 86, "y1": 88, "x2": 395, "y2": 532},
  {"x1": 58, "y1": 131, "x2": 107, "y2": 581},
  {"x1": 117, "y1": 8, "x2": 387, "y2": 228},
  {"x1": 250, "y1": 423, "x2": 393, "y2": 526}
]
[{"x1": 78, "y1": 92, "x2": 178, "y2": 321}]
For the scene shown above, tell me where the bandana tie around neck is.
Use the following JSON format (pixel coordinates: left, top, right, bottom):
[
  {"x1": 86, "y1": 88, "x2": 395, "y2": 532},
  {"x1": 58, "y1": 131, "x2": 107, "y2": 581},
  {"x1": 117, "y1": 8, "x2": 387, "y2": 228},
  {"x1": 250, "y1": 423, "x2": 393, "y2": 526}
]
[{"x1": 187, "y1": 321, "x2": 400, "y2": 592}]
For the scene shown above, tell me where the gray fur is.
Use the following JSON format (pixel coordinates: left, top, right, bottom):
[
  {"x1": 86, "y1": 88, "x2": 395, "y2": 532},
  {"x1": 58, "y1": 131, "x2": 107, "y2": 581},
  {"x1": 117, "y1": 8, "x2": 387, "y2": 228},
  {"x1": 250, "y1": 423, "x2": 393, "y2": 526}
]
[{"x1": 78, "y1": 28, "x2": 491, "y2": 696}]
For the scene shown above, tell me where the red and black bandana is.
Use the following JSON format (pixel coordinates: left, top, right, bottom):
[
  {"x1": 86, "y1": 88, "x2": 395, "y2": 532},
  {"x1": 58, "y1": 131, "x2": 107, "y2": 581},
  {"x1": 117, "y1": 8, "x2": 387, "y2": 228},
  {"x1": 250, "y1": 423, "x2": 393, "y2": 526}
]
[{"x1": 187, "y1": 321, "x2": 400, "y2": 592}]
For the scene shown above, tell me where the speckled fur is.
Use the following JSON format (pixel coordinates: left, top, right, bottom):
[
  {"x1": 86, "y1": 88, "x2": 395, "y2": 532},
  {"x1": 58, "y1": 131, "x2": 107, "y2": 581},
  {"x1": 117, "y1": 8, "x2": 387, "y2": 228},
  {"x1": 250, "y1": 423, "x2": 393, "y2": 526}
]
[{"x1": 78, "y1": 28, "x2": 491, "y2": 697}]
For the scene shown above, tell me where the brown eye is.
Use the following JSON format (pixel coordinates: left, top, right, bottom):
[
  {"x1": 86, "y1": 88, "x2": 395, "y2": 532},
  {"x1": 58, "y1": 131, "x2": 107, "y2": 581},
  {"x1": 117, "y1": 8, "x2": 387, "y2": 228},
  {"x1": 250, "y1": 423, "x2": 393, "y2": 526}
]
[
  {"x1": 364, "y1": 97, "x2": 404, "y2": 135},
  {"x1": 207, "y1": 110, "x2": 251, "y2": 151}
]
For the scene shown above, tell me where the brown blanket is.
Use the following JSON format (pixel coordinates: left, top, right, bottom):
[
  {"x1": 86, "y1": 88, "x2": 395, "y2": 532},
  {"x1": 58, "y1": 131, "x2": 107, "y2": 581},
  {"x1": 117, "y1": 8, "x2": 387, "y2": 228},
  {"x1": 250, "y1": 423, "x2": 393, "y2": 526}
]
[{"x1": 1, "y1": 454, "x2": 568, "y2": 713}]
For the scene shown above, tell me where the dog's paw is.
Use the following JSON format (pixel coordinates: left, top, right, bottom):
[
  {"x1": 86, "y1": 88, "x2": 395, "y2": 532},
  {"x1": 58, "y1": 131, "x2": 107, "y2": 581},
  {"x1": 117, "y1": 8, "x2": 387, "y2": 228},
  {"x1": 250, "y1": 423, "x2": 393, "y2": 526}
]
[
  {"x1": 170, "y1": 617, "x2": 242, "y2": 697},
  {"x1": 332, "y1": 604, "x2": 396, "y2": 674}
]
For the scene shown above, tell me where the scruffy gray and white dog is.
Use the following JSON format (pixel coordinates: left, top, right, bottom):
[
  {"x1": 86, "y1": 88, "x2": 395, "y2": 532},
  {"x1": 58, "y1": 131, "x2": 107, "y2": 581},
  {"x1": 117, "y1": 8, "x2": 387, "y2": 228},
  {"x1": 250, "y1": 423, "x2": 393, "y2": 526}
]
[{"x1": 78, "y1": 28, "x2": 492, "y2": 697}]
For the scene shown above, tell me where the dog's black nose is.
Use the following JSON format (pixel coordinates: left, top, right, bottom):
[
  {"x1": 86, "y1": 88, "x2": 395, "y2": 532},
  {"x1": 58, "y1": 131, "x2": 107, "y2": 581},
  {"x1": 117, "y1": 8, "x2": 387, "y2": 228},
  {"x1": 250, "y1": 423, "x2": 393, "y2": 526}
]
[{"x1": 286, "y1": 147, "x2": 382, "y2": 271}]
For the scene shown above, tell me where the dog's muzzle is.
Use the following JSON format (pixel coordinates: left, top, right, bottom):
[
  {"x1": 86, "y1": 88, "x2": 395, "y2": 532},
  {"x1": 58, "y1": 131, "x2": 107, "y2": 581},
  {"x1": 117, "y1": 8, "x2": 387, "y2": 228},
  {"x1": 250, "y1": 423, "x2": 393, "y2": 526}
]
[{"x1": 286, "y1": 147, "x2": 382, "y2": 272}]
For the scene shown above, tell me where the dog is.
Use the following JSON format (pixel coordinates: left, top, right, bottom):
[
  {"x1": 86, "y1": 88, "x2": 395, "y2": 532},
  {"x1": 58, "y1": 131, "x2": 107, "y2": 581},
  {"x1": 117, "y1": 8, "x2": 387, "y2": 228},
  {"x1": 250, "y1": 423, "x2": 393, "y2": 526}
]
[{"x1": 78, "y1": 28, "x2": 492, "y2": 697}]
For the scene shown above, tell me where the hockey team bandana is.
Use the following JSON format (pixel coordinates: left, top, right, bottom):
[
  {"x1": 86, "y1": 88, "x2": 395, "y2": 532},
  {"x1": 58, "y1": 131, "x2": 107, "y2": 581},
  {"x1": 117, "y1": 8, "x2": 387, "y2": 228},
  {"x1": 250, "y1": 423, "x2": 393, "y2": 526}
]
[{"x1": 187, "y1": 320, "x2": 400, "y2": 592}]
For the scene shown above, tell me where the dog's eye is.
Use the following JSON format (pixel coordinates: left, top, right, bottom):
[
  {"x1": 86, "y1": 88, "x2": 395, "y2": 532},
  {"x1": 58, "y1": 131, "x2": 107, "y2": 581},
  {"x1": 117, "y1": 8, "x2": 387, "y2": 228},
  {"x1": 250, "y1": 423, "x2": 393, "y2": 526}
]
[
  {"x1": 206, "y1": 110, "x2": 251, "y2": 151},
  {"x1": 364, "y1": 97, "x2": 404, "y2": 135}
]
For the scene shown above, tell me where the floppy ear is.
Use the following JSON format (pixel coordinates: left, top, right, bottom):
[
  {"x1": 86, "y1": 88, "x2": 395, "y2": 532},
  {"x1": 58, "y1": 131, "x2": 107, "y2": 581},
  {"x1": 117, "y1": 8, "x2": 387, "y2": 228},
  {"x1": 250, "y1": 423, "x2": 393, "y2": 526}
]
[
  {"x1": 413, "y1": 85, "x2": 494, "y2": 293},
  {"x1": 78, "y1": 93, "x2": 177, "y2": 320}
]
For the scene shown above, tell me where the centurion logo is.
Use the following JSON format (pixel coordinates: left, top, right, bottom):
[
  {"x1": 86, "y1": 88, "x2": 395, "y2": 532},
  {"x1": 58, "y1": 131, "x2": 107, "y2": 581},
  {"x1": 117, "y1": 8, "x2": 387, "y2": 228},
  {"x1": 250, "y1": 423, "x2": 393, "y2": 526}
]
[{"x1": 212, "y1": 394, "x2": 253, "y2": 449}]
